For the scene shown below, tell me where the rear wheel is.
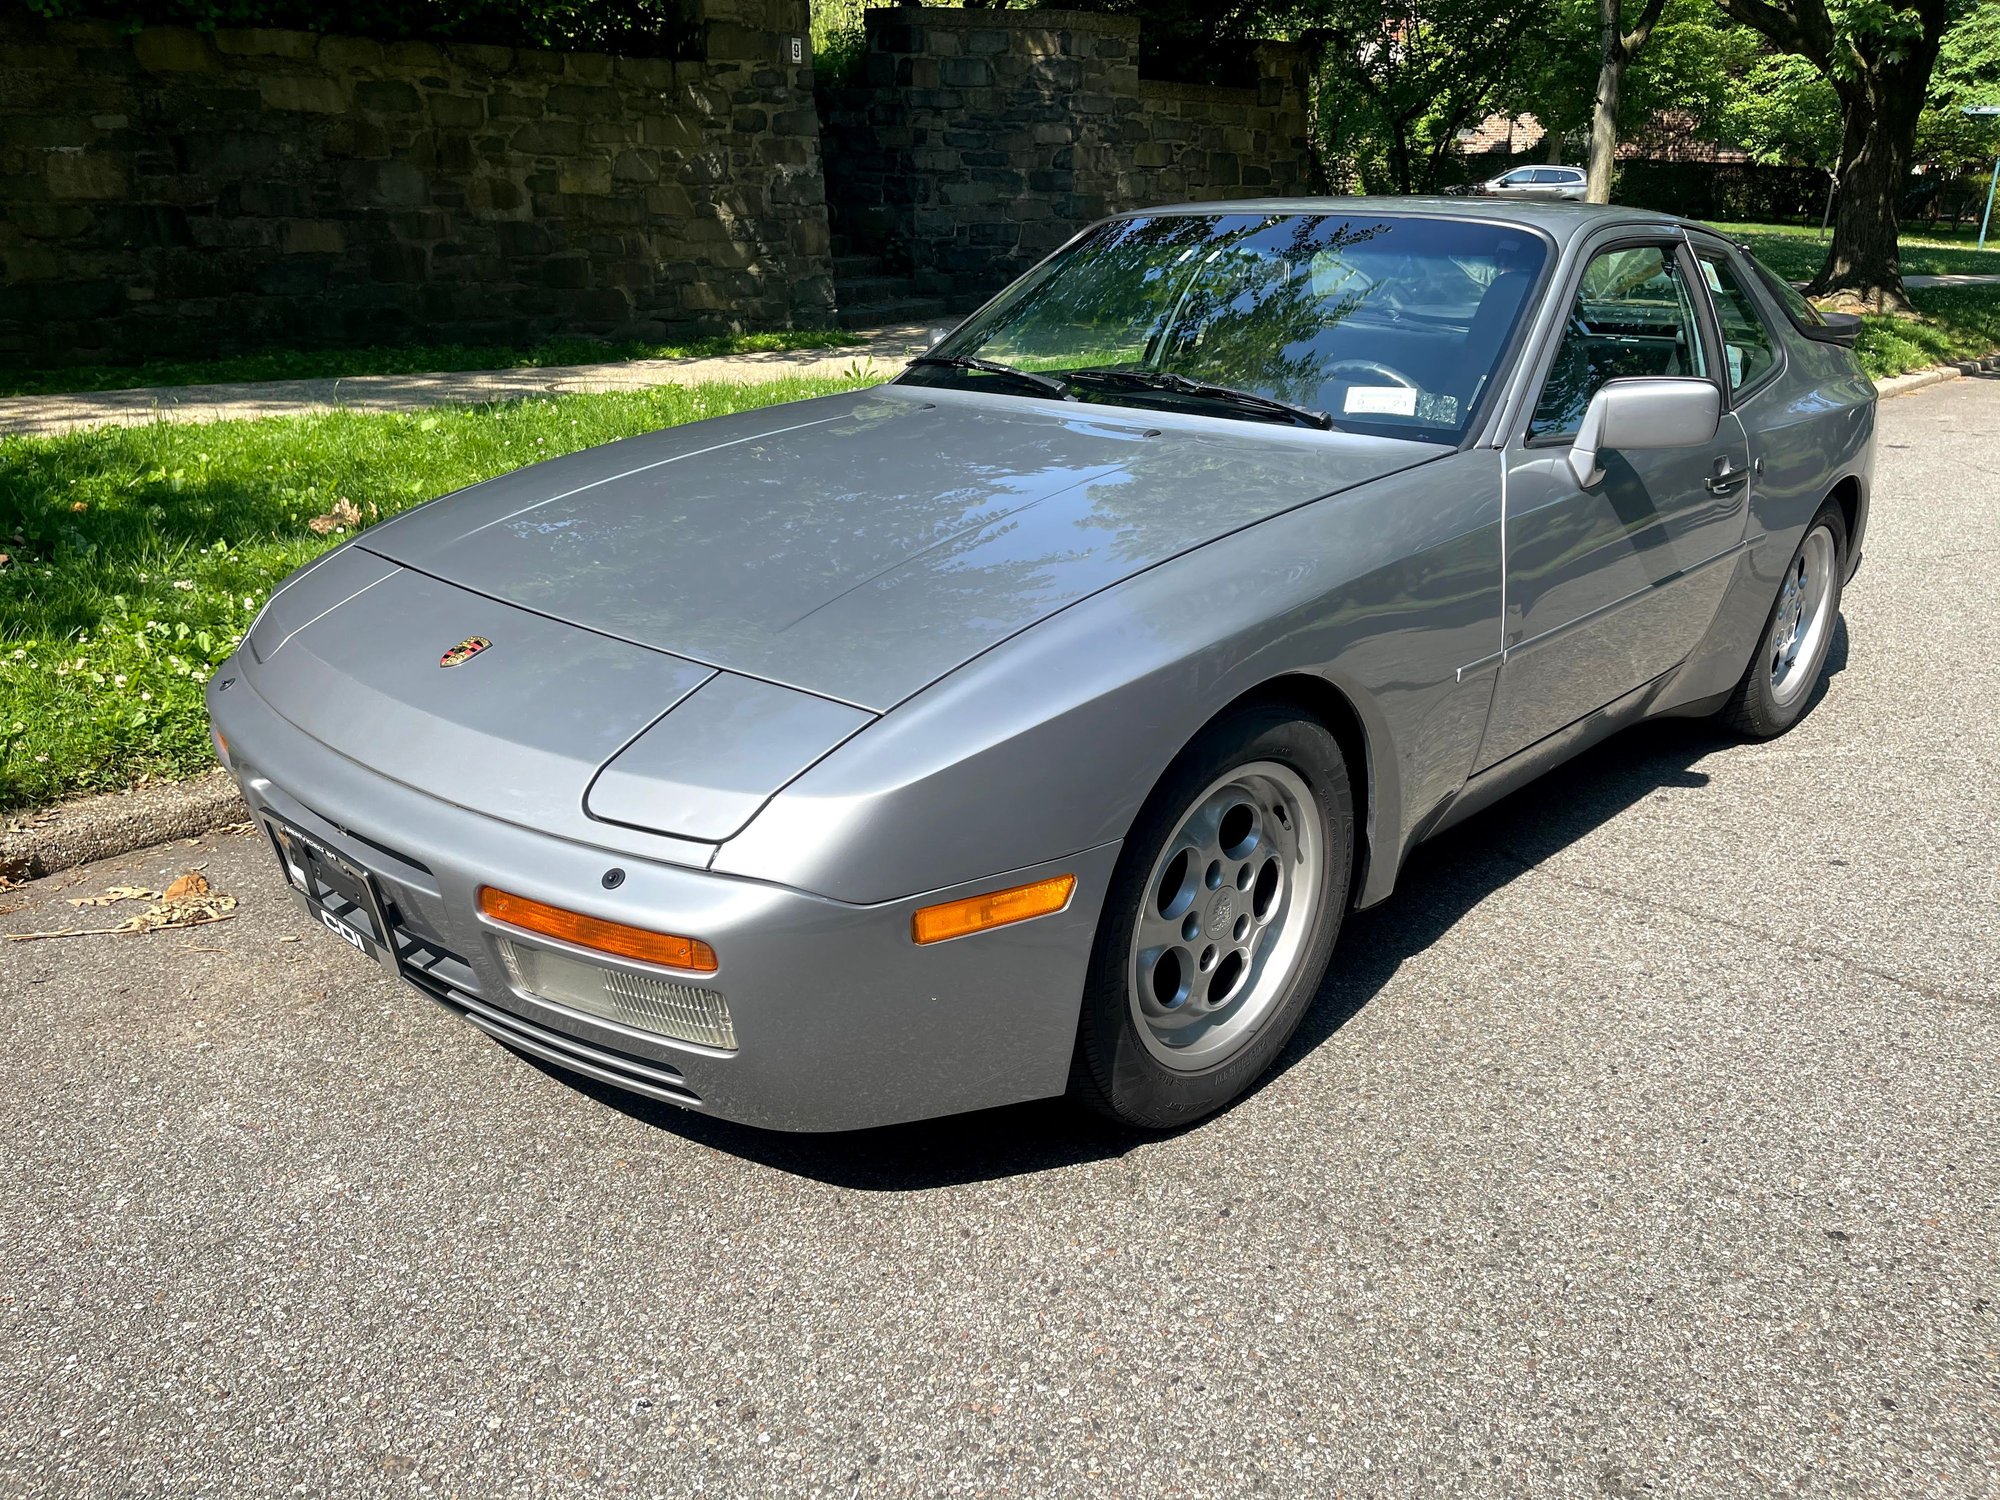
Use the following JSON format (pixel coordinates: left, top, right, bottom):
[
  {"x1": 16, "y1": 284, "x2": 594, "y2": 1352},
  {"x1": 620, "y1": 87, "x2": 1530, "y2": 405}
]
[
  {"x1": 1722, "y1": 503, "x2": 1847, "y2": 738},
  {"x1": 1069, "y1": 705, "x2": 1353, "y2": 1129}
]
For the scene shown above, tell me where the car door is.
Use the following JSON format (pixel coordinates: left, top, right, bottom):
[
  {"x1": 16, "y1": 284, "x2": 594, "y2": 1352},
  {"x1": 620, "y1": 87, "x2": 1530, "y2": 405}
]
[
  {"x1": 1492, "y1": 168, "x2": 1537, "y2": 198},
  {"x1": 1477, "y1": 233, "x2": 1752, "y2": 769}
]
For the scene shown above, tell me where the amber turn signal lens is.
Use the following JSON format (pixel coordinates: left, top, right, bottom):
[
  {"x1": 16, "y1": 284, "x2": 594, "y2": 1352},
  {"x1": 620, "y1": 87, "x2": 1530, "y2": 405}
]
[
  {"x1": 912, "y1": 873, "x2": 1076, "y2": 946},
  {"x1": 478, "y1": 886, "x2": 717, "y2": 973}
]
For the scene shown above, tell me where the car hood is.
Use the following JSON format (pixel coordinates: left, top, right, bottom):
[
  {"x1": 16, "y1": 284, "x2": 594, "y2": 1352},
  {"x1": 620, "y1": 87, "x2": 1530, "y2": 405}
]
[{"x1": 361, "y1": 385, "x2": 1445, "y2": 710}]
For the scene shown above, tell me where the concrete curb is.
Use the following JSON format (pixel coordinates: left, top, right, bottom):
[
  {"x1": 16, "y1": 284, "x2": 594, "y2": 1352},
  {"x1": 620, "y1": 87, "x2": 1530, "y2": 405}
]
[
  {"x1": 1875, "y1": 351, "x2": 2000, "y2": 400},
  {"x1": 5, "y1": 347, "x2": 1995, "y2": 883},
  {"x1": 2, "y1": 768, "x2": 247, "y2": 882}
]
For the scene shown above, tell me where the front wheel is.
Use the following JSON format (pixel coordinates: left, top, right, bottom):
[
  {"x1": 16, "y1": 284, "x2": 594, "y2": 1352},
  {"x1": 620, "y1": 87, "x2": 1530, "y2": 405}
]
[
  {"x1": 1068, "y1": 705, "x2": 1353, "y2": 1129},
  {"x1": 1722, "y1": 502, "x2": 1848, "y2": 738}
]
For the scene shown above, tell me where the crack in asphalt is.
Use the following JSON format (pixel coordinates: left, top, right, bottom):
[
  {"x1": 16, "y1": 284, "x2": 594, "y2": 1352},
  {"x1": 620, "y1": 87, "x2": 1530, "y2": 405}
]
[{"x1": 1494, "y1": 843, "x2": 1996, "y2": 1015}]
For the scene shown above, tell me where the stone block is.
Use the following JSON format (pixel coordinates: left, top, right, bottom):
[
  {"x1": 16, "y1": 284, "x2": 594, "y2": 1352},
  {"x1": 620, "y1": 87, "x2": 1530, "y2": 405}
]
[
  {"x1": 317, "y1": 36, "x2": 384, "y2": 72},
  {"x1": 547, "y1": 83, "x2": 619, "y2": 116},
  {"x1": 488, "y1": 90, "x2": 544, "y2": 120},
  {"x1": 46, "y1": 151, "x2": 125, "y2": 200},
  {"x1": 383, "y1": 39, "x2": 444, "y2": 71},
  {"x1": 940, "y1": 58, "x2": 992, "y2": 88},
  {"x1": 454, "y1": 43, "x2": 516, "y2": 76},
  {"x1": 133, "y1": 28, "x2": 213, "y2": 72},
  {"x1": 511, "y1": 120, "x2": 583, "y2": 156},
  {"x1": 612, "y1": 149, "x2": 659, "y2": 183},
  {"x1": 341, "y1": 158, "x2": 427, "y2": 207},
  {"x1": 356, "y1": 80, "x2": 424, "y2": 114},
  {"x1": 211, "y1": 26, "x2": 315, "y2": 58},
  {"x1": 259, "y1": 74, "x2": 347, "y2": 113},
  {"x1": 640, "y1": 113, "x2": 703, "y2": 150},
  {"x1": 281, "y1": 219, "x2": 344, "y2": 254},
  {"x1": 369, "y1": 242, "x2": 429, "y2": 283},
  {"x1": 559, "y1": 158, "x2": 613, "y2": 195}
]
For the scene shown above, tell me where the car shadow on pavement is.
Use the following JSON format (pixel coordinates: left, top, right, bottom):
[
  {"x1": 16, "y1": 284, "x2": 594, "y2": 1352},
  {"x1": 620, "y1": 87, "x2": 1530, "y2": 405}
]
[{"x1": 554, "y1": 621, "x2": 1848, "y2": 1190}]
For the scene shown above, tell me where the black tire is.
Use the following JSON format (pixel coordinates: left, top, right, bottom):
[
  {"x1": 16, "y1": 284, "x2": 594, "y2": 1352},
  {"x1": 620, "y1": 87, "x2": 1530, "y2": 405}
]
[
  {"x1": 1722, "y1": 501, "x2": 1848, "y2": 739},
  {"x1": 1068, "y1": 703, "x2": 1354, "y2": 1130}
]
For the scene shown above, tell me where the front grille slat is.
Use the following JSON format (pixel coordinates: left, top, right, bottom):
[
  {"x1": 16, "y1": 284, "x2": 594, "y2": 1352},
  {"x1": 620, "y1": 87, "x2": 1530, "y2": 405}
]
[{"x1": 275, "y1": 795, "x2": 705, "y2": 1108}]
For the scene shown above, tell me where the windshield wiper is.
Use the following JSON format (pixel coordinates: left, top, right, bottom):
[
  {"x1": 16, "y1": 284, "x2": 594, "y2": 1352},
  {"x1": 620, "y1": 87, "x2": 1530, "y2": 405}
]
[
  {"x1": 907, "y1": 354, "x2": 1071, "y2": 399},
  {"x1": 1065, "y1": 368, "x2": 1334, "y2": 431}
]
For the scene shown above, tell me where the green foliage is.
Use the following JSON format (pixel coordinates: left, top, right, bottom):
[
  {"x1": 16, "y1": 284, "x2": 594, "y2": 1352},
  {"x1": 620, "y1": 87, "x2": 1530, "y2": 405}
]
[
  {"x1": 1918, "y1": 0, "x2": 2000, "y2": 169},
  {"x1": 0, "y1": 329, "x2": 865, "y2": 400},
  {"x1": 1713, "y1": 50, "x2": 1843, "y2": 165},
  {"x1": 809, "y1": 0, "x2": 869, "y2": 82},
  {"x1": 21, "y1": 0, "x2": 705, "y2": 58},
  {"x1": 0, "y1": 375, "x2": 874, "y2": 808},
  {"x1": 1316, "y1": 0, "x2": 1558, "y2": 192}
]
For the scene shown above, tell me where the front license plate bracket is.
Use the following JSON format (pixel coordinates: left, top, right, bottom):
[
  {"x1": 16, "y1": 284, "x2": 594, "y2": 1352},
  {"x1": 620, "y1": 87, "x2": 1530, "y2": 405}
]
[{"x1": 266, "y1": 817, "x2": 398, "y2": 973}]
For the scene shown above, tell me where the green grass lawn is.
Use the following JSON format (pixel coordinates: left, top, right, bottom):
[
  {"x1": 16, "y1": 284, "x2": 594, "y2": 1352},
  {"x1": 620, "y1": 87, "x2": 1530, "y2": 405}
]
[
  {"x1": 1856, "y1": 285, "x2": 2000, "y2": 378},
  {"x1": 1701, "y1": 221, "x2": 2000, "y2": 377},
  {"x1": 0, "y1": 328, "x2": 866, "y2": 400},
  {"x1": 1711, "y1": 220, "x2": 2000, "y2": 283},
  {"x1": 0, "y1": 373, "x2": 872, "y2": 811}
]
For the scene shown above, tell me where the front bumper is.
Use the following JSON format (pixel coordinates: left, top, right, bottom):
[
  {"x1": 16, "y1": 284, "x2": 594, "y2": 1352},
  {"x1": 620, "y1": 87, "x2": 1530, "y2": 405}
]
[{"x1": 210, "y1": 664, "x2": 1118, "y2": 1132}]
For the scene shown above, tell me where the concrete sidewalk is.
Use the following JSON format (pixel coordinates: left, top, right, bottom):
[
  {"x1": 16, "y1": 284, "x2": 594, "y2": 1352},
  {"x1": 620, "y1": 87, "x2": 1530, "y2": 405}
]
[{"x1": 0, "y1": 323, "x2": 932, "y2": 440}]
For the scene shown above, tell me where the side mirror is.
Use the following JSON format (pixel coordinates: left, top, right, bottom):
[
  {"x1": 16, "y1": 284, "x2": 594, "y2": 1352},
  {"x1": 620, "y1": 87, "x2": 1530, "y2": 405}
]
[
  {"x1": 924, "y1": 326, "x2": 952, "y2": 351},
  {"x1": 1568, "y1": 377, "x2": 1721, "y2": 488}
]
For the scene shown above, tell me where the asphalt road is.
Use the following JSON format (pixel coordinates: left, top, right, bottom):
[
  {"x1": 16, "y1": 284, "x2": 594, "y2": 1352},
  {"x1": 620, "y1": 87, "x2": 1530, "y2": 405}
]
[{"x1": 3, "y1": 376, "x2": 1997, "y2": 1498}]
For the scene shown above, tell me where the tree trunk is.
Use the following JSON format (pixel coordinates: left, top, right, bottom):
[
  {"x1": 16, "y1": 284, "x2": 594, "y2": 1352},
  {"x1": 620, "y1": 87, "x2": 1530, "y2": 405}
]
[
  {"x1": 1812, "y1": 79, "x2": 1926, "y2": 311},
  {"x1": 1387, "y1": 126, "x2": 1416, "y2": 195},
  {"x1": 1585, "y1": 48, "x2": 1624, "y2": 203}
]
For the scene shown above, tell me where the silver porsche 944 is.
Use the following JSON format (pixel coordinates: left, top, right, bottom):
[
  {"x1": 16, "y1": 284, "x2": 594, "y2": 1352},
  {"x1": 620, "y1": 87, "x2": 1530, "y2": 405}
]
[{"x1": 209, "y1": 200, "x2": 1874, "y2": 1132}]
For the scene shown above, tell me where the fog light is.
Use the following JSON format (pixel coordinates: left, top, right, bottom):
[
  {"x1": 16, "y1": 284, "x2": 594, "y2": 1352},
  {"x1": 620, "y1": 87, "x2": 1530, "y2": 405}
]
[{"x1": 498, "y1": 938, "x2": 737, "y2": 1051}]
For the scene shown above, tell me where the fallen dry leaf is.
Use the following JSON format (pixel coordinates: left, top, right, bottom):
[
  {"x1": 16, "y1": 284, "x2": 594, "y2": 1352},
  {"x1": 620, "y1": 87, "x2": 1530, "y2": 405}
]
[
  {"x1": 163, "y1": 871, "x2": 210, "y2": 903},
  {"x1": 306, "y1": 498, "x2": 363, "y2": 535},
  {"x1": 8, "y1": 878, "x2": 238, "y2": 942},
  {"x1": 69, "y1": 500, "x2": 88, "y2": 513},
  {"x1": 66, "y1": 884, "x2": 158, "y2": 908}
]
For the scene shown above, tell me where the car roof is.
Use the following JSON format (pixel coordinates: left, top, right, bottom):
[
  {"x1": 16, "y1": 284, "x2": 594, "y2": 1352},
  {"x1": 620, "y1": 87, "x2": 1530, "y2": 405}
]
[{"x1": 1113, "y1": 196, "x2": 1695, "y2": 247}]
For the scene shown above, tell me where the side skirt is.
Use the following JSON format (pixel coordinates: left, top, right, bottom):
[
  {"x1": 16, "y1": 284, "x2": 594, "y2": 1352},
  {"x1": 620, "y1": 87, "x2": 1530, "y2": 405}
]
[{"x1": 1421, "y1": 670, "x2": 1680, "y2": 843}]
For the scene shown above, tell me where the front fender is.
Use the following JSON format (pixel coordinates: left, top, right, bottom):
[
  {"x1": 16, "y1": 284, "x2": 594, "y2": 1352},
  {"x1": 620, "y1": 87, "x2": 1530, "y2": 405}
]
[{"x1": 715, "y1": 451, "x2": 1505, "y2": 907}]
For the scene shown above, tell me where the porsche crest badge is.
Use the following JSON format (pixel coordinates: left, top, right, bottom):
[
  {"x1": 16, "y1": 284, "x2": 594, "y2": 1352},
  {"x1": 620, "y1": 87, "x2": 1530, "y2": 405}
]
[{"x1": 439, "y1": 636, "x2": 491, "y2": 669}]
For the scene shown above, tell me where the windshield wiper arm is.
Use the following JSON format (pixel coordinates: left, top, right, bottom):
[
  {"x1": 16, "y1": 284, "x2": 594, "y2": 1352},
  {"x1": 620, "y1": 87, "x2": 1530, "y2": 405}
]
[
  {"x1": 1065, "y1": 368, "x2": 1334, "y2": 430},
  {"x1": 908, "y1": 354, "x2": 1071, "y2": 399}
]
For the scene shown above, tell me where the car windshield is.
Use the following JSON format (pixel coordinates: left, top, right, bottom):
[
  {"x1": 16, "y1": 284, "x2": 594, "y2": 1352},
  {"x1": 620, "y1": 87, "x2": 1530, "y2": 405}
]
[{"x1": 904, "y1": 212, "x2": 1549, "y2": 443}]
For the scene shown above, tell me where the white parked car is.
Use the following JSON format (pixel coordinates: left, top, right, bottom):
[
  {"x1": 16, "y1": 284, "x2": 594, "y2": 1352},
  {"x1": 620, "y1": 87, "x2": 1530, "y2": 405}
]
[{"x1": 1478, "y1": 165, "x2": 1589, "y2": 201}]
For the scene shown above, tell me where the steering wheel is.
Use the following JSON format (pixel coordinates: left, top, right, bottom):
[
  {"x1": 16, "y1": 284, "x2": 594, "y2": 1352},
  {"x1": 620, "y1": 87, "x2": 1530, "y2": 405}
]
[{"x1": 1326, "y1": 359, "x2": 1420, "y2": 390}]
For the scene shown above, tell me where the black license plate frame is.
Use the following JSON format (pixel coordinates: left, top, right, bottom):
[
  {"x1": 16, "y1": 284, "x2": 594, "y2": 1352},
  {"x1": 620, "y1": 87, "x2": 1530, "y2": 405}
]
[{"x1": 266, "y1": 816, "x2": 396, "y2": 970}]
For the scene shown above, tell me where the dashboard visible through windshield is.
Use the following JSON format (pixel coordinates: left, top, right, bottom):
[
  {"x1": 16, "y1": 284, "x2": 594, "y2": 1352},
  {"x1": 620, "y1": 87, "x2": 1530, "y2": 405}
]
[{"x1": 900, "y1": 211, "x2": 1551, "y2": 444}]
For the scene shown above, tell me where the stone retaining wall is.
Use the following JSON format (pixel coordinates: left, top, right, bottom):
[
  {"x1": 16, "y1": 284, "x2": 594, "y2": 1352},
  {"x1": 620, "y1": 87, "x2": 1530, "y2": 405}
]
[
  {"x1": 0, "y1": 4, "x2": 835, "y2": 369},
  {"x1": 818, "y1": 8, "x2": 1315, "y2": 299}
]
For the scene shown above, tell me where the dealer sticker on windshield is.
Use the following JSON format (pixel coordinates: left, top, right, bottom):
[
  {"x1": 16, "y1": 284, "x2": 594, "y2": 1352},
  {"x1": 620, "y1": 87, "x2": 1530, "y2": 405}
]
[{"x1": 1344, "y1": 386, "x2": 1419, "y2": 416}]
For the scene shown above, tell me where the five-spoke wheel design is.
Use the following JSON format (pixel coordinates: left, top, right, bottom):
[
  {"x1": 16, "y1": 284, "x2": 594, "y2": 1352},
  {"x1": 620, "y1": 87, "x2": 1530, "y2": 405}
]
[
  {"x1": 1127, "y1": 760, "x2": 1321, "y2": 1072},
  {"x1": 1768, "y1": 523, "x2": 1837, "y2": 708}
]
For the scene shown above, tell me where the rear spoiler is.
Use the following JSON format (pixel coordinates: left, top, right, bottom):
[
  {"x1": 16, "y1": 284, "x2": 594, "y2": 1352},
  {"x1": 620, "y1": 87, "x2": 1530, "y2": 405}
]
[{"x1": 1807, "y1": 311, "x2": 1862, "y2": 348}]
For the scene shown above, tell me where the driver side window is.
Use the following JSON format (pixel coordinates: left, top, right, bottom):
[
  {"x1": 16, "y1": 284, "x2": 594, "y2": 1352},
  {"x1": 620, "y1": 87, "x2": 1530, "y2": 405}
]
[{"x1": 1531, "y1": 243, "x2": 1709, "y2": 439}]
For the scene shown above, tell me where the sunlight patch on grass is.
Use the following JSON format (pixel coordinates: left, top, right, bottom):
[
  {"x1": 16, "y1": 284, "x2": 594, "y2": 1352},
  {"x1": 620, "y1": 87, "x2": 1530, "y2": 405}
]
[{"x1": 1709, "y1": 220, "x2": 2000, "y2": 283}]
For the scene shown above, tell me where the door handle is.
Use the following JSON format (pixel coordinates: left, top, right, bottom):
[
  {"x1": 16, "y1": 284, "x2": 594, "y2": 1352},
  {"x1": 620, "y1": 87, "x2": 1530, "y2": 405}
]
[{"x1": 1704, "y1": 458, "x2": 1746, "y2": 494}]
